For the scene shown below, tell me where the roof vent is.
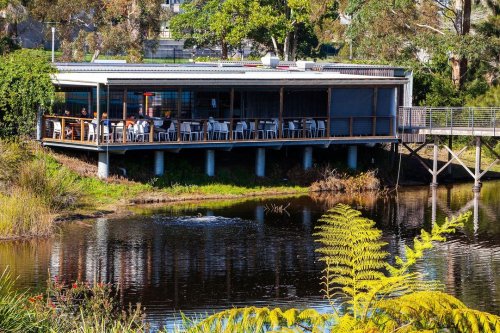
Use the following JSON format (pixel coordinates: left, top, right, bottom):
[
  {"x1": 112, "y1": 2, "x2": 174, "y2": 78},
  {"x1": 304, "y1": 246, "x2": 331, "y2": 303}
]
[
  {"x1": 261, "y1": 53, "x2": 280, "y2": 69},
  {"x1": 296, "y1": 60, "x2": 315, "y2": 71}
]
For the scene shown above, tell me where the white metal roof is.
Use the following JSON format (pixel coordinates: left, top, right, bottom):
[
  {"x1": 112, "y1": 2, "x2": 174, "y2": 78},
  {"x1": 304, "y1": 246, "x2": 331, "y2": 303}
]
[{"x1": 52, "y1": 64, "x2": 408, "y2": 87}]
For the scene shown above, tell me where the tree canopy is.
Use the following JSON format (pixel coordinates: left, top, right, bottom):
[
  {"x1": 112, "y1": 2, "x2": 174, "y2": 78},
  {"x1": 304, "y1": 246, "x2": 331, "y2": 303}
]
[{"x1": 0, "y1": 49, "x2": 55, "y2": 137}]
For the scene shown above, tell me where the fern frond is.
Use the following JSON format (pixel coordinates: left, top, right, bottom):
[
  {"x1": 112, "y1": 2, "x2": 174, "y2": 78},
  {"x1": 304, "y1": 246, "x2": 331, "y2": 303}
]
[
  {"x1": 184, "y1": 307, "x2": 332, "y2": 333},
  {"x1": 387, "y1": 212, "x2": 471, "y2": 277},
  {"x1": 314, "y1": 204, "x2": 388, "y2": 317}
]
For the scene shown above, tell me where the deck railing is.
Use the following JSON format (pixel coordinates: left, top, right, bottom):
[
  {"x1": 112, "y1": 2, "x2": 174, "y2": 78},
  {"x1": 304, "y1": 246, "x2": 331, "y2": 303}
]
[
  {"x1": 399, "y1": 107, "x2": 500, "y2": 135},
  {"x1": 42, "y1": 115, "x2": 396, "y2": 144}
]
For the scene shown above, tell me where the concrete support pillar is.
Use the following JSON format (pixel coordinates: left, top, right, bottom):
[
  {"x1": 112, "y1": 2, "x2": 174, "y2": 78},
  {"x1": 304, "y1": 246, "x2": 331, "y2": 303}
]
[
  {"x1": 98, "y1": 152, "x2": 109, "y2": 179},
  {"x1": 154, "y1": 151, "x2": 165, "y2": 176},
  {"x1": 473, "y1": 136, "x2": 481, "y2": 192},
  {"x1": 205, "y1": 149, "x2": 215, "y2": 177},
  {"x1": 431, "y1": 137, "x2": 438, "y2": 188},
  {"x1": 36, "y1": 106, "x2": 43, "y2": 141},
  {"x1": 303, "y1": 146, "x2": 313, "y2": 170},
  {"x1": 347, "y1": 145, "x2": 357, "y2": 170},
  {"x1": 255, "y1": 148, "x2": 266, "y2": 177}
]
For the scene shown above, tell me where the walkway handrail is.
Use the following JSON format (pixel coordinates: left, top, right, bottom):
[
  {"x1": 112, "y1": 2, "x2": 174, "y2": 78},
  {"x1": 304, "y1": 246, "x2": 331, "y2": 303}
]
[{"x1": 399, "y1": 107, "x2": 500, "y2": 134}]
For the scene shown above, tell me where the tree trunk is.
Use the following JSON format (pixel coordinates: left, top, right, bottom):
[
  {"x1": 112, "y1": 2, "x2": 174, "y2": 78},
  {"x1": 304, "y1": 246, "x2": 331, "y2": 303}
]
[
  {"x1": 270, "y1": 36, "x2": 279, "y2": 56},
  {"x1": 221, "y1": 41, "x2": 228, "y2": 59},
  {"x1": 283, "y1": 33, "x2": 290, "y2": 61},
  {"x1": 451, "y1": 0, "x2": 472, "y2": 88},
  {"x1": 291, "y1": 25, "x2": 299, "y2": 61}
]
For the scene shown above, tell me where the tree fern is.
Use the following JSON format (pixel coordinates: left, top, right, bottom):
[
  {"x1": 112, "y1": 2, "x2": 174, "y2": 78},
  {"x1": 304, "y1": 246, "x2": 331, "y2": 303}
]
[
  {"x1": 314, "y1": 204, "x2": 387, "y2": 317},
  {"x1": 314, "y1": 204, "x2": 471, "y2": 321},
  {"x1": 183, "y1": 204, "x2": 500, "y2": 333},
  {"x1": 182, "y1": 307, "x2": 332, "y2": 333}
]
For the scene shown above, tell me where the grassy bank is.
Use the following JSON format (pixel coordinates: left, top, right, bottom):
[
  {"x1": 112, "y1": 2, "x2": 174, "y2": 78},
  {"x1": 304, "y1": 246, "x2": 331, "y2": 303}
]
[{"x1": 0, "y1": 140, "x2": 381, "y2": 239}]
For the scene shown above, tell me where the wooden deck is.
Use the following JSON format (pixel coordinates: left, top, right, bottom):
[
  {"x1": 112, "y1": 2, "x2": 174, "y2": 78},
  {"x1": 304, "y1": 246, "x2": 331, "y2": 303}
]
[{"x1": 42, "y1": 136, "x2": 397, "y2": 151}]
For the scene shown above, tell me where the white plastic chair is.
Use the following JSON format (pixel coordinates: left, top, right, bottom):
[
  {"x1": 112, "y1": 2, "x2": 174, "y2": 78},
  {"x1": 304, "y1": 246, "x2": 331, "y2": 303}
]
[
  {"x1": 219, "y1": 122, "x2": 229, "y2": 140},
  {"x1": 287, "y1": 121, "x2": 299, "y2": 138},
  {"x1": 233, "y1": 123, "x2": 244, "y2": 140},
  {"x1": 87, "y1": 122, "x2": 96, "y2": 141},
  {"x1": 167, "y1": 122, "x2": 177, "y2": 141},
  {"x1": 53, "y1": 121, "x2": 62, "y2": 139},
  {"x1": 317, "y1": 120, "x2": 326, "y2": 137}
]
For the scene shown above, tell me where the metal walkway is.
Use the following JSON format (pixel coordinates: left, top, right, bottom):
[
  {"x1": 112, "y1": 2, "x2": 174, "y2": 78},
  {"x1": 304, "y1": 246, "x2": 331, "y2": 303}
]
[{"x1": 398, "y1": 107, "x2": 500, "y2": 192}]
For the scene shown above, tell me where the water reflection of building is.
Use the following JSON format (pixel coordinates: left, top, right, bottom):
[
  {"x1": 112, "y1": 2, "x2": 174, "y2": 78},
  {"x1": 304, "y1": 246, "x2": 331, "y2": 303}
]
[{"x1": 48, "y1": 213, "x2": 323, "y2": 311}]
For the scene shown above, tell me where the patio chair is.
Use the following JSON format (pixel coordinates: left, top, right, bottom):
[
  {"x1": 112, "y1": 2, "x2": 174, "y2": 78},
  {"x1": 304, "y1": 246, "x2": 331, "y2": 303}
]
[
  {"x1": 207, "y1": 122, "x2": 213, "y2": 140},
  {"x1": 219, "y1": 122, "x2": 229, "y2": 140},
  {"x1": 317, "y1": 120, "x2": 326, "y2": 137},
  {"x1": 167, "y1": 122, "x2": 177, "y2": 141},
  {"x1": 102, "y1": 124, "x2": 113, "y2": 143},
  {"x1": 87, "y1": 122, "x2": 96, "y2": 141},
  {"x1": 265, "y1": 122, "x2": 278, "y2": 139},
  {"x1": 287, "y1": 121, "x2": 299, "y2": 138},
  {"x1": 53, "y1": 121, "x2": 62, "y2": 139},
  {"x1": 181, "y1": 122, "x2": 199, "y2": 141},
  {"x1": 212, "y1": 121, "x2": 222, "y2": 140},
  {"x1": 233, "y1": 123, "x2": 245, "y2": 140},
  {"x1": 249, "y1": 121, "x2": 263, "y2": 139},
  {"x1": 134, "y1": 123, "x2": 149, "y2": 142}
]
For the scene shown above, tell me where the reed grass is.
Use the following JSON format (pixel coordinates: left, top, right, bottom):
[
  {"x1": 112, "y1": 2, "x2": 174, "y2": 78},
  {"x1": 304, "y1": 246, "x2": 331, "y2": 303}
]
[{"x1": 0, "y1": 189, "x2": 53, "y2": 239}]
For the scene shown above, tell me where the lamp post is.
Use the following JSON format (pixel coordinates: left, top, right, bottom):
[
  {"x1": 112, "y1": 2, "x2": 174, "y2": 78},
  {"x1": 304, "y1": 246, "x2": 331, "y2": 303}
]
[{"x1": 51, "y1": 26, "x2": 55, "y2": 63}]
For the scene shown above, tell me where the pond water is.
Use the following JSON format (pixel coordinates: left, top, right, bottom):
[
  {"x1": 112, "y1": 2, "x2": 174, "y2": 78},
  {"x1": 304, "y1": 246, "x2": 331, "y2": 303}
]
[{"x1": 1, "y1": 181, "x2": 500, "y2": 329}]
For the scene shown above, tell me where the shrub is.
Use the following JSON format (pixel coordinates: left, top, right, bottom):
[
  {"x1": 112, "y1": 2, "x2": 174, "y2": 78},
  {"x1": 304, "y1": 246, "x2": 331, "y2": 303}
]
[
  {"x1": 310, "y1": 169, "x2": 380, "y2": 193},
  {"x1": 0, "y1": 189, "x2": 53, "y2": 239}
]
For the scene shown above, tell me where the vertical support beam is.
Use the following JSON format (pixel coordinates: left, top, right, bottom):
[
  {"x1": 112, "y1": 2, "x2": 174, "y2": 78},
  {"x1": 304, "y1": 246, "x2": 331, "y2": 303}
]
[
  {"x1": 303, "y1": 146, "x2": 313, "y2": 170},
  {"x1": 431, "y1": 136, "x2": 438, "y2": 187},
  {"x1": 327, "y1": 87, "x2": 331, "y2": 137},
  {"x1": 255, "y1": 148, "x2": 266, "y2": 177},
  {"x1": 177, "y1": 87, "x2": 182, "y2": 119},
  {"x1": 230, "y1": 88, "x2": 234, "y2": 140},
  {"x1": 473, "y1": 191, "x2": 479, "y2": 234},
  {"x1": 88, "y1": 89, "x2": 93, "y2": 115},
  {"x1": 98, "y1": 152, "x2": 109, "y2": 179},
  {"x1": 473, "y1": 136, "x2": 481, "y2": 192},
  {"x1": 279, "y1": 87, "x2": 284, "y2": 138},
  {"x1": 36, "y1": 106, "x2": 43, "y2": 141},
  {"x1": 372, "y1": 87, "x2": 378, "y2": 136},
  {"x1": 447, "y1": 136, "x2": 453, "y2": 176},
  {"x1": 205, "y1": 149, "x2": 215, "y2": 177},
  {"x1": 122, "y1": 89, "x2": 127, "y2": 143},
  {"x1": 431, "y1": 186, "x2": 437, "y2": 224},
  {"x1": 347, "y1": 145, "x2": 357, "y2": 170},
  {"x1": 154, "y1": 151, "x2": 164, "y2": 176},
  {"x1": 96, "y1": 84, "x2": 101, "y2": 145}
]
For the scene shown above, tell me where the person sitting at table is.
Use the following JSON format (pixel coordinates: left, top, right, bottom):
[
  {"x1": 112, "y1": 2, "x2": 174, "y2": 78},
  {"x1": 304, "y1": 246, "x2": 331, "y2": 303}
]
[
  {"x1": 126, "y1": 115, "x2": 136, "y2": 128},
  {"x1": 80, "y1": 108, "x2": 90, "y2": 118}
]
